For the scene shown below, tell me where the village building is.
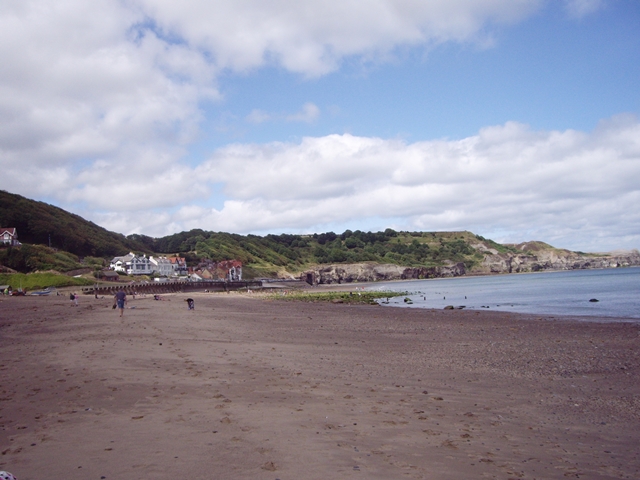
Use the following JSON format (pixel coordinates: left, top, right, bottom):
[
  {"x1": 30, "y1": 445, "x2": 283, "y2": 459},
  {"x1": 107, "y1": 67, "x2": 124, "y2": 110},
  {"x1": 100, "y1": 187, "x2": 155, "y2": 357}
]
[
  {"x1": 97, "y1": 270, "x2": 120, "y2": 281},
  {"x1": 228, "y1": 263, "x2": 242, "y2": 281},
  {"x1": 130, "y1": 255, "x2": 152, "y2": 275},
  {"x1": 109, "y1": 252, "x2": 153, "y2": 275},
  {"x1": 110, "y1": 253, "x2": 134, "y2": 273},
  {"x1": 149, "y1": 256, "x2": 174, "y2": 277},
  {"x1": 199, "y1": 268, "x2": 214, "y2": 279},
  {"x1": 0, "y1": 227, "x2": 20, "y2": 246},
  {"x1": 194, "y1": 259, "x2": 242, "y2": 281},
  {"x1": 169, "y1": 256, "x2": 188, "y2": 276},
  {"x1": 110, "y1": 253, "x2": 189, "y2": 277}
]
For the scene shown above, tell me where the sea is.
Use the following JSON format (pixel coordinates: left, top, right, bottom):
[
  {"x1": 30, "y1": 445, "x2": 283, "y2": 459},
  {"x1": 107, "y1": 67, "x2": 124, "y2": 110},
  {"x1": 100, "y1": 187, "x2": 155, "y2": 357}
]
[{"x1": 366, "y1": 267, "x2": 640, "y2": 321}]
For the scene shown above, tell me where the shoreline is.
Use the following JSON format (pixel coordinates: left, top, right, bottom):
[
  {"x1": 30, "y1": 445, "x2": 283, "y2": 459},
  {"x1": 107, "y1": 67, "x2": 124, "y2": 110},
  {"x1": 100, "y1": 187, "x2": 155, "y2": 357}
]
[
  {"x1": 1, "y1": 293, "x2": 639, "y2": 479},
  {"x1": 264, "y1": 286, "x2": 640, "y2": 323},
  {"x1": 356, "y1": 268, "x2": 640, "y2": 321},
  {"x1": 302, "y1": 264, "x2": 640, "y2": 286}
]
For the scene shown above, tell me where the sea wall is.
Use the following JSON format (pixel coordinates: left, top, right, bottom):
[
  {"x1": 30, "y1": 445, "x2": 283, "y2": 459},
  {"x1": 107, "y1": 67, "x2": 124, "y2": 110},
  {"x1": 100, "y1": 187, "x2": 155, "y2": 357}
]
[{"x1": 83, "y1": 280, "x2": 262, "y2": 296}]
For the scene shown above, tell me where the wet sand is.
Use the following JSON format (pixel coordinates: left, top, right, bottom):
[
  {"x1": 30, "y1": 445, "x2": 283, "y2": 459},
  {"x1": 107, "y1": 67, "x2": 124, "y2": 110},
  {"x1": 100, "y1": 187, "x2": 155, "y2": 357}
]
[{"x1": 1, "y1": 292, "x2": 639, "y2": 479}]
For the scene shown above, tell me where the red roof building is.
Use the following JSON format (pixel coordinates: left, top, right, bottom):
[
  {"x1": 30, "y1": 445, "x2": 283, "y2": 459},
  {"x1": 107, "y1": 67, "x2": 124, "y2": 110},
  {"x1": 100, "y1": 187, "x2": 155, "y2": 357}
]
[
  {"x1": 194, "y1": 259, "x2": 242, "y2": 281},
  {"x1": 0, "y1": 228, "x2": 20, "y2": 246}
]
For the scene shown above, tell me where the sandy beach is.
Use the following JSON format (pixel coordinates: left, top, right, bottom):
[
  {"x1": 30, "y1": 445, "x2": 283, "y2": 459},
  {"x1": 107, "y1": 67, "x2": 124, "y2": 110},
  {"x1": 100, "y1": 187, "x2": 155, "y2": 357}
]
[{"x1": 1, "y1": 291, "x2": 639, "y2": 479}]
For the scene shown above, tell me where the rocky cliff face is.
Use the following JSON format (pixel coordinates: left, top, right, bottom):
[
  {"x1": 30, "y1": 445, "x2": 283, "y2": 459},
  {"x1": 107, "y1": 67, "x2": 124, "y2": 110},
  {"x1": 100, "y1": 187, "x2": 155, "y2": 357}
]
[
  {"x1": 301, "y1": 248, "x2": 640, "y2": 285},
  {"x1": 302, "y1": 262, "x2": 466, "y2": 285},
  {"x1": 475, "y1": 249, "x2": 640, "y2": 275}
]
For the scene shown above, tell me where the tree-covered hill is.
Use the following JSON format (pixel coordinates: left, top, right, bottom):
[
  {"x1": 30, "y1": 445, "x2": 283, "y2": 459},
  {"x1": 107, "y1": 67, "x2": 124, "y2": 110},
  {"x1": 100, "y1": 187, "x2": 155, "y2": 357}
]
[
  {"x1": 139, "y1": 229, "x2": 513, "y2": 278},
  {"x1": 0, "y1": 190, "x2": 151, "y2": 258},
  {"x1": 3, "y1": 190, "x2": 636, "y2": 278}
]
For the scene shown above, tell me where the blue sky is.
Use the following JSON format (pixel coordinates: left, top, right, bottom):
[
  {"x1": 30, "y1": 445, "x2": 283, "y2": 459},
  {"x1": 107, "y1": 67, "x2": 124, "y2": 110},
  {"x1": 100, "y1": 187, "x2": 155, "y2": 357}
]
[
  {"x1": 1, "y1": 0, "x2": 639, "y2": 252},
  {"x1": 203, "y1": 1, "x2": 638, "y2": 145}
]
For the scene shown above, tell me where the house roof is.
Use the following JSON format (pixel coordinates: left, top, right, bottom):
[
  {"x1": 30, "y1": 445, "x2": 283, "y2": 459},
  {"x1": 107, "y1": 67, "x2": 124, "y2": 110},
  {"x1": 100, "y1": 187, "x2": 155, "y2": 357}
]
[
  {"x1": 110, "y1": 252, "x2": 135, "y2": 263},
  {"x1": 0, "y1": 228, "x2": 17, "y2": 236},
  {"x1": 149, "y1": 256, "x2": 171, "y2": 264}
]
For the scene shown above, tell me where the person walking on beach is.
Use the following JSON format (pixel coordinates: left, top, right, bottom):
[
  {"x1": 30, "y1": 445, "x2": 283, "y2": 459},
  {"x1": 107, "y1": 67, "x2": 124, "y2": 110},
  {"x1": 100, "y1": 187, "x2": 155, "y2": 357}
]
[
  {"x1": 114, "y1": 289, "x2": 127, "y2": 317},
  {"x1": 185, "y1": 298, "x2": 195, "y2": 310}
]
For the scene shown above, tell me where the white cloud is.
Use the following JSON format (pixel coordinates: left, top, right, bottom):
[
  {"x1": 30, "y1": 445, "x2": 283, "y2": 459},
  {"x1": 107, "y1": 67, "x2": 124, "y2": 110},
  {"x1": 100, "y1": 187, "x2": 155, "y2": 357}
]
[
  {"x1": 1, "y1": 0, "x2": 541, "y2": 201},
  {"x1": 0, "y1": 0, "x2": 216, "y2": 182},
  {"x1": 134, "y1": 0, "x2": 542, "y2": 76},
  {"x1": 80, "y1": 115, "x2": 640, "y2": 252},
  {"x1": 1, "y1": 0, "x2": 634, "y2": 252}
]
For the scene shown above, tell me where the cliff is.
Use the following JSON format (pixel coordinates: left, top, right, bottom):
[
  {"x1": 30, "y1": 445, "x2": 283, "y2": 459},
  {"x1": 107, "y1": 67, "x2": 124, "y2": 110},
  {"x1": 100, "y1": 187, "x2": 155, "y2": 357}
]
[
  {"x1": 474, "y1": 242, "x2": 640, "y2": 274},
  {"x1": 301, "y1": 244, "x2": 640, "y2": 285},
  {"x1": 302, "y1": 262, "x2": 467, "y2": 285}
]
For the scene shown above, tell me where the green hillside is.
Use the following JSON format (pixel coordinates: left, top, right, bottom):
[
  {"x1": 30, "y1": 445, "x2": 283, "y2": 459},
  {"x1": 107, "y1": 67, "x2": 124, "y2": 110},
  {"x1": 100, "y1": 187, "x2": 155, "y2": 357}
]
[
  {"x1": 141, "y1": 229, "x2": 506, "y2": 278},
  {"x1": 5, "y1": 190, "x2": 614, "y2": 280},
  {"x1": 0, "y1": 190, "x2": 151, "y2": 258}
]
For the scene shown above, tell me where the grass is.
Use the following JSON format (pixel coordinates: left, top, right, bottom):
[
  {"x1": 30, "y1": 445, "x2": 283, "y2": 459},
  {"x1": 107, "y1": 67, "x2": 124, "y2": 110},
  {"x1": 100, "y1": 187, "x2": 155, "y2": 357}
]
[
  {"x1": 0, "y1": 272, "x2": 94, "y2": 291},
  {"x1": 265, "y1": 290, "x2": 406, "y2": 305}
]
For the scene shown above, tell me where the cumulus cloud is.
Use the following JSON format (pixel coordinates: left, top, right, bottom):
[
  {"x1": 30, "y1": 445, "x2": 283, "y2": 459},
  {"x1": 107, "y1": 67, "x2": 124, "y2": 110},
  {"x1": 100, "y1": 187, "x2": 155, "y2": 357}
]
[
  {"x1": 85, "y1": 115, "x2": 639, "y2": 252},
  {"x1": 0, "y1": 0, "x2": 542, "y2": 204},
  {"x1": 135, "y1": 0, "x2": 542, "y2": 76},
  {"x1": 0, "y1": 0, "x2": 216, "y2": 205},
  {"x1": 2, "y1": 0, "x2": 632, "y2": 252}
]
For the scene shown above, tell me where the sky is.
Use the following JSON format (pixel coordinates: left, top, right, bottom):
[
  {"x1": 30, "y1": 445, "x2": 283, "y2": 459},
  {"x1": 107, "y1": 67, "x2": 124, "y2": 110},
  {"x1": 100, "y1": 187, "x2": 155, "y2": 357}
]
[{"x1": 1, "y1": 0, "x2": 639, "y2": 252}]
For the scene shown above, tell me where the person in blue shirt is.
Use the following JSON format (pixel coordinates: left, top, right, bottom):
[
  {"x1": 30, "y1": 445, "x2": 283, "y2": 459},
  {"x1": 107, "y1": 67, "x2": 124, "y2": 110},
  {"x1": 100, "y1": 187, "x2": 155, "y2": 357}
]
[{"x1": 114, "y1": 289, "x2": 127, "y2": 317}]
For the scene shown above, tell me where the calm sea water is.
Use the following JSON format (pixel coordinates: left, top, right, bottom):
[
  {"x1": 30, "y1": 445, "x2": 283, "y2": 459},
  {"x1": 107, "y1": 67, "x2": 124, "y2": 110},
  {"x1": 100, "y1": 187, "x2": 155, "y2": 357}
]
[{"x1": 366, "y1": 267, "x2": 640, "y2": 321}]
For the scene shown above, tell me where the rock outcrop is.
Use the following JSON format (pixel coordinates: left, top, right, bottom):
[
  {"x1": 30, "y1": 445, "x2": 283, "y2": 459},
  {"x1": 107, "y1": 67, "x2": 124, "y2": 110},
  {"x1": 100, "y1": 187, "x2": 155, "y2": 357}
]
[
  {"x1": 301, "y1": 248, "x2": 640, "y2": 284},
  {"x1": 475, "y1": 248, "x2": 640, "y2": 275},
  {"x1": 302, "y1": 262, "x2": 466, "y2": 285}
]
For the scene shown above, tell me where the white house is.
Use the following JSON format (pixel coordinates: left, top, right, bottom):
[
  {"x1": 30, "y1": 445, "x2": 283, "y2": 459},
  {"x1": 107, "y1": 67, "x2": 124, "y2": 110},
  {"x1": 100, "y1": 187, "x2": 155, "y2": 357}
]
[
  {"x1": 129, "y1": 254, "x2": 152, "y2": 275},
  {"x1": 110, "y1": 253, "x2": 134, "y2": 273},
  {"x1": 149, "y1": 256, "x2": 174, "y2": 276},
  {"x1": 110, "y1": 252, "x2": 153, "y2": 275}
]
